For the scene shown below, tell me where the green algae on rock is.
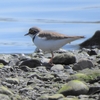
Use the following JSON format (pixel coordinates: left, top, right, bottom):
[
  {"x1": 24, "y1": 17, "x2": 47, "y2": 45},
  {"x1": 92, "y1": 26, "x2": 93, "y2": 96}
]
[
  {"x1": 0, "y1": 86, "x2": 13, "y2": 96},
  {"x1": 58, "y1": 80, "x2": 89, "y2": 96},
  {"x1": 0, "y1": 63, "x2": 4, "y2": 68}
]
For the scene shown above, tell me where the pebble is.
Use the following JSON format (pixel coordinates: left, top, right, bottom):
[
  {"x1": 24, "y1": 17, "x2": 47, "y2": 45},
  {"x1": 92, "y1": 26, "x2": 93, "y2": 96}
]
[{"x1": 51, "y1": 64, "x2": 64, "y2": 71}]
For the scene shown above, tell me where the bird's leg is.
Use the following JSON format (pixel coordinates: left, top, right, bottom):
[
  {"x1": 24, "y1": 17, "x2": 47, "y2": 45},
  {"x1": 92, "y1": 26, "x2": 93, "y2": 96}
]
[{"x1": 49, "y1": 51, "x2": 54, "y2": 65}]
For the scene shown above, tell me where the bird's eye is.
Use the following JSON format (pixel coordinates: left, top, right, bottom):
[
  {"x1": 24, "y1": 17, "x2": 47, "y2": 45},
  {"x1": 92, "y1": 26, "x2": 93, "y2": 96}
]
[{"x1": 34, "y1": 29, "x2": 39, "y2": 33}]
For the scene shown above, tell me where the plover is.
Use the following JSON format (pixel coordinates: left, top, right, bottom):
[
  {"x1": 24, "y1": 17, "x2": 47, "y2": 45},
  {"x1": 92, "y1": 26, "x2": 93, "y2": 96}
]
[{"x1": 25, "y1": 27, "x2": 84, "y2": 64}]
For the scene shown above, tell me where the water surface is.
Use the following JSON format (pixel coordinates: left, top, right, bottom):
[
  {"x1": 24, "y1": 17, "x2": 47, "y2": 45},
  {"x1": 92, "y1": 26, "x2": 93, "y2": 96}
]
[{"x1": 0, "y1": 0, "x2": 100, "y2": 53}]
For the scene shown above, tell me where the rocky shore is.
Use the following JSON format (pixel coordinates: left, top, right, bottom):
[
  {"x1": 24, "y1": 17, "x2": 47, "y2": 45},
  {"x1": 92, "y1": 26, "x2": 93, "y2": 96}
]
[{"x1": 0, "y1": 48, "x2": 100, "y2": 100}]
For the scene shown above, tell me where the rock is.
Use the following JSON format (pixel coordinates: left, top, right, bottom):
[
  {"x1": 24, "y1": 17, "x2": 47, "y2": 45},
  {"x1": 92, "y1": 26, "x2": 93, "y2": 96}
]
[
  {"x1": 0, "y1": 63, "x2": 4, "y2": 68},
  {"x1": 37, "y1": 94, "x2": 64, "y2": 100},
  {"x1": 80, "y1": 30, "x2": 100, "y2": 48},
  {"x1": 58, "y1": 80, "x2": 89, "y2": 96},
  {"x1": 73, "y1": 59, "x2": 94, "y2": 70},
  {"x1": 37, "y1": 94, "x2": 48, "y2": 100},
  {"x1": 35, "y1": 66, "x2": 48, "y2": 73},
  {"x1": 27, "y1": 73, "x2": 40, "y2": 78},
  {"x1": 64, "y1": 65, "x2": 74, "y2": 74},
  {"x1": 87, "y1": 49, "x2": 98, "y2": 56},
  {"x1": 67, "y1": 73, "x2": 91, "y2": 82},
  {"x1": 74, "y1": 49, "x2": 90, "y2": 62},
  {"x1": 81, "y1": 48, "x2": 98, "y2": 56},
  {"x1": 47, "y1": 94, "x2": 64, "y2": 100},
  {"x1": 0, "y1": 86, "x2": 13, "y2": 95},
  {"x1": 8, "y1": 59, "x2": 19, "y2": 66},
  {"x1": 19, "y1": 87, "x2": 33, "y2": 94},
  {"x1": 55, "y1": 48, "x2": 67, "y2": 53},
  {"x1": 60, "y1": 97, "x2": 79, "y2": 100},
  {"x1": 0, "y1": 59, "x2": 8, "y2": 65},
  {"x1": 75, "y1": 69, "x2": 100, "y2": 83},
  {"x1": 1, "y1": 82, "x2": 12, "y2": 88},
  {"x1": 88, "y1": 87, "x2": 100, "y2": 95},
  {"x1": 40, "y1": 74, "x2": 54, "y2": 81},
  {"x1": 0, "y1": 54, "x2": 11, "y2": 63},
  {"x1": 38, "y1": 96, "x2": 79, "y2": 100},
  {"x1": 19, "y1": 65, "x2": 32, "y2": 72},
  {"x1": 5, "y1": 78, "x2": 19, "y2": 84},
  {"x1": 78, "y1": 95, "x2": 89, "y2": 100},
  {"x1": 19, "y1": 53, "x2": 31, "y2": 60},
  {"x1": 34, "y1": 48, "x2": 43, "y2": 53},
  {"x1": 0, "y1": 94, "x2": 11, "y2": 100},
  {"x1": 19, "y1": 59, "x2": 41, "y2": 68},
  {"x1": 51, "y1": 64, "x2": 64, "y2": 71},
  {"x1": 13, "y1": 94, "x2": 22, "y2": 100},
  {"x1": 3, "y1": 65, "x2": 12, "y2": 69},
  {"x1": 53, "y1": 53, "x2": 76, "y2": 65}
]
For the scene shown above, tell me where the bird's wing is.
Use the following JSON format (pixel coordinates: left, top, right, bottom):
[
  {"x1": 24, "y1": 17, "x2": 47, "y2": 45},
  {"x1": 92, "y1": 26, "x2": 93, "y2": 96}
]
[
  {"x1": 38, "y1": 31, "x2": 84, "y2": 40},
  {"x1": 38, "y1": 31, "x2": 69, "y2": 40}
]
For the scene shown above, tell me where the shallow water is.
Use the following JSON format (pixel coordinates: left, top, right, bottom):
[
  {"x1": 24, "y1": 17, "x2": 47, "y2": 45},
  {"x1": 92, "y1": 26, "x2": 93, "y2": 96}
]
[{"x1": 0, "y1": 0, "x2": 100, "y2": 53}]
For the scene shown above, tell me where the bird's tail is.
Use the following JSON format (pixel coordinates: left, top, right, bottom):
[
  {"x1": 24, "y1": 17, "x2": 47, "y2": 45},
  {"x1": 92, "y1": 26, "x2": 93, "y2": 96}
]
[
  {"x1": 73, "y1": 36, "x2": 85, "y2": 39},
  {"x1": 66, "y1": 36, "x2": 85, "y2": 43}
]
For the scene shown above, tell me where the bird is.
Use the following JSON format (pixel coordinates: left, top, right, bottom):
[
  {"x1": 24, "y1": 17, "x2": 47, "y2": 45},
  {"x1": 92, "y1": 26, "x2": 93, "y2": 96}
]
[{"x1": 25, "y1": 27, "x2": 84, "y2": 65}]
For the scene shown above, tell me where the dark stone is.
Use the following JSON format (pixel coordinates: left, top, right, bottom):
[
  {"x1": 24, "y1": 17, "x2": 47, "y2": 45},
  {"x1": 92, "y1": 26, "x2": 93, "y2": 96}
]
[
  {"x1": 53, "y1": 53, "x2": 76, "y2": 65},
  {"x1": 19, "y1": 59, "x2": 41, "y2": 68},
  {"x1": 73, "y1": 59, "x2": 94, "y2": 71},
  {"x1": 0, "y1": 59, "x2": 8, "y2": 65},
  {"x1": 87, "y1": 49, "x2": 98, "y2": 56},
  {"x1": 88, "y1": 87, "x2": 100, "y2": 95},
  {"x1": 80, "y1": 30, "x2": 100, "y2": 48}
]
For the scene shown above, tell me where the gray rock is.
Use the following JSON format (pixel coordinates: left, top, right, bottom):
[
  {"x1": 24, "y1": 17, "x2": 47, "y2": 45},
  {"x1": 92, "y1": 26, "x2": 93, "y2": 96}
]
[
  {"x1": 8, "y1": 59, "x2": 19, "y2": 66},
  {"x1": 53, "y1": 53, "x2": 76, "y2": 65},
  {"x1": 27, "y1": 72, "x2": 40, "y2": 78},
  {"x1": 19, "y1": 65, "x2": 32, "y2": 72},
  {"x1": 1, "y1": 82, "x2": 12, "y2": 88},
  {"x1": 47, "y1": 94, "x2": 64, "y2": 100},
  {"x1": 40, "y1": 74, "x2": 54, "y2": 81},
  {"x1": 5, "y1": 78, "x2": 19, "y2": 84},
  {"x1": 73, "y1": 59, "x2": 94, "y2": 71},
  {"x1": 78, "y1": 95, "x2": 89, "y2": 100},
  {"x1": 64, "y1": 65, "x2": 74, "y2": 74},
  {"x1": 51, "y1": 64, "x2": 64, "y2": 71}
]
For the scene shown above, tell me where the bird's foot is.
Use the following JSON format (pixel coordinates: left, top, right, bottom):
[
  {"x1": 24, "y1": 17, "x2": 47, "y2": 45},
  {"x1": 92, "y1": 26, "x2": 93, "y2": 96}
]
[{"x1": 49, "y1": 59, "x2": 54, "y2": 66}]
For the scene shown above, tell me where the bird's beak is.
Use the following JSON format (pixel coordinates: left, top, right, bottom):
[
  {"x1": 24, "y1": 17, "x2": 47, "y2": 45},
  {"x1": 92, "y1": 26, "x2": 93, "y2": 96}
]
[{"x1": 24, "y1": 33, "x2": 29, "y2": 36}]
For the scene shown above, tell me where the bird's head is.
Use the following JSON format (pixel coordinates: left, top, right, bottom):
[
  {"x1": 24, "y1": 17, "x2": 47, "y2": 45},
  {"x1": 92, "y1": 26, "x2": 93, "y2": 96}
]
[{"x1": 25, "y1": 27, "x2": 41, "y2": 38}]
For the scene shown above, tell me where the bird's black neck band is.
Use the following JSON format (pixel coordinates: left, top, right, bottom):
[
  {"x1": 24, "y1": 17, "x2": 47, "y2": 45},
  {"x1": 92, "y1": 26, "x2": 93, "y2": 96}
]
[{"x1": 32, "y1": 34, "x2": 37, "y2": 42}]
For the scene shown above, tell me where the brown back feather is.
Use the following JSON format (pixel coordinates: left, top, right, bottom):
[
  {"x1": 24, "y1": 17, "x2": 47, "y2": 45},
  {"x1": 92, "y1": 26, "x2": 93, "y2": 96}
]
[
  {"x1": 38, "y1": 31, "x2": 69, "y2": 40},
  {"x1": 38, "y1": 31, "x2": 84, "y2": 40}
]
